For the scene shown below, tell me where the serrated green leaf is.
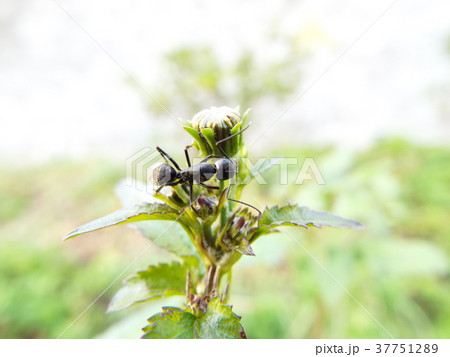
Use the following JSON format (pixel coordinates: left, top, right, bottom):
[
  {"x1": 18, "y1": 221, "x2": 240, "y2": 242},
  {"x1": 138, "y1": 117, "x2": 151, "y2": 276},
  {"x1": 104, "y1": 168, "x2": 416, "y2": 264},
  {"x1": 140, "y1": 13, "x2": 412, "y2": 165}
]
[
  {"x1": 142, "y1": 308, "x2": 196, "y2": 338},
  {"x1": 254, "y1": 204, "x2": 364, "y2": 240},
  {"x1": 114, "y1": 180, "x2": 198, "y2": 258},
  {"x1": 194, "y1": 297, "x2": 246, "y2": 338},
  {"x1": 63, "y1": 203, "x2": 179, "y2": 240},
  {"x1": 142, "y1": 297, "x2": 246, "y2": 339},
  {"x1": 108, "y1": 262, "x2": 189, "y2": 312}
]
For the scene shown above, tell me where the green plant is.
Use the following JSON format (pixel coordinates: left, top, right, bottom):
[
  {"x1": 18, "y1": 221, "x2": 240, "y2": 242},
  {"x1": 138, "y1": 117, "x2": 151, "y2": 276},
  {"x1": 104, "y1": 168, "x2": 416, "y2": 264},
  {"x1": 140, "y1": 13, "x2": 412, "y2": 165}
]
[{"x1": 64, "y1": 106, "x2": 363, "y2": 338}]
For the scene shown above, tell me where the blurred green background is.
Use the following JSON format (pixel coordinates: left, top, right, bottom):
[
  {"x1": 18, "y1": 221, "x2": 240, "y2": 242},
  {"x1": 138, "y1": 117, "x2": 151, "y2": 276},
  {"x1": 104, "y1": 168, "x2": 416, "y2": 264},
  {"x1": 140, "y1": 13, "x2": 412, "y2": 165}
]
[
  {"x1": 1, "y1": 1, "x2": 449, "y2": 339},
  {"x1": 1, "y1": 138, "x2": 449, "y2": 338}
]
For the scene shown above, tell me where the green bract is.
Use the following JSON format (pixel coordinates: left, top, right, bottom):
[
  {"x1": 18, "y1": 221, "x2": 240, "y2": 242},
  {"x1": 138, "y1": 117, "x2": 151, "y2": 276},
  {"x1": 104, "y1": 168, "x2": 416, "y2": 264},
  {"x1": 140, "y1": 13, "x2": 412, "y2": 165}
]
[{"x1": 64, "y1": 106, "x2": 363, "y2": 339}]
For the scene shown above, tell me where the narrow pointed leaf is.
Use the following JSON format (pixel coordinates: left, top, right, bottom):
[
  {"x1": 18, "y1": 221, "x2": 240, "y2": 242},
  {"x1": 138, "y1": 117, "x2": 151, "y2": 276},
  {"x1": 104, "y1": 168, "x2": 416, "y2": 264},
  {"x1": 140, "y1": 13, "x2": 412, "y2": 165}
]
[
  {"x1": 142, "y1": 297, "x2": 246, "y2": 339},
  {"x1": 64, "y1": 203, "x2": 179, "y2": 240},
  {"x1": 108, "y1": 262, "x2": 189, "y2": 312},
  {"x1": 183, "y1": 126, "x2": 209, "y2": 154}
]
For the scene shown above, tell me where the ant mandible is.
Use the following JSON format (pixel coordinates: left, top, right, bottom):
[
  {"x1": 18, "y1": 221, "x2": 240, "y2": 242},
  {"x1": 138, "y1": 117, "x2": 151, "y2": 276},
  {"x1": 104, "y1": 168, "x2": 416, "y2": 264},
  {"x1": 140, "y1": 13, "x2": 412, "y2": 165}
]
[{"x1": 152, "y1": 126, "x2": 261, "y2": 215}]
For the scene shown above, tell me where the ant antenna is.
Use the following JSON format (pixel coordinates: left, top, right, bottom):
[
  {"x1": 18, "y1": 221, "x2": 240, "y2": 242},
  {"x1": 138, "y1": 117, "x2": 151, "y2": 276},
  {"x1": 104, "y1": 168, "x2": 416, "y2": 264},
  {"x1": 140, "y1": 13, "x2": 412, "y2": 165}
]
[
  {"x1": 215, "y1": 124, "x2": 251, "y2": 159},
  {"x1": 215, "y1": 124, "x2": 261, "y2": 215},
  {"x1": 225, "y1": 181, "x2": 261, "y2": 215},
  {"x1": 156, "y1": 146, "x2": 182, "y2": 171}
]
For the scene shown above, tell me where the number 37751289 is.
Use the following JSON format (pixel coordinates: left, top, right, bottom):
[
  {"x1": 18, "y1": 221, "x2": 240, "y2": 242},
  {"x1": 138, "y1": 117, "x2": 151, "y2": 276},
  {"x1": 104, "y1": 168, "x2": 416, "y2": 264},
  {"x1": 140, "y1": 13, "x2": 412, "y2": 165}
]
[{"x1": 375, "y1": 344, "x2": 438, "y2": 354}]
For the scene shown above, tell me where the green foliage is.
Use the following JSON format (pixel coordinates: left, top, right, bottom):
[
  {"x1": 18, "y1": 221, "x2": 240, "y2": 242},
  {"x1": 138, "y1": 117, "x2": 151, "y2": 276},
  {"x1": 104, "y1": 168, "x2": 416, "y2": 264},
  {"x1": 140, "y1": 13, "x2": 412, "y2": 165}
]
[
  {"x1": 0, "y1": 178, "x2": 32, "y2": 223},
  {"x1": 0, "y1": 240, "x2": 122, "y2": 338},
  {"x1": 249, "y1": 204, "x2": 364, "y2": 242},
  {"x1": 259, "y1": 204, "x2": 364, "y2": 230},
  {"x1": 2, "y1": 138, "x2": 449, "y2": 339},
  {"x1": 64, "y1": 203, "x2": 180, "y2": 240},
  {"x1": 142, "y1": 297, "x2": 245, "y2": 339},
  {"x1": 108, "y1": 262, "x2": 190, "y2": 312},
  {"x1": 114, "y1": 180, "x2": 200, "y2": 258},
  {"x1": 230, "y1": 138, "x2": 450, "y2": 338},
  {"x1": 0, "y1": 161, "x2": 129, "y2": 338},
  {"x1": 65, "y1": 107, "x2": 361, "y2": 338}
]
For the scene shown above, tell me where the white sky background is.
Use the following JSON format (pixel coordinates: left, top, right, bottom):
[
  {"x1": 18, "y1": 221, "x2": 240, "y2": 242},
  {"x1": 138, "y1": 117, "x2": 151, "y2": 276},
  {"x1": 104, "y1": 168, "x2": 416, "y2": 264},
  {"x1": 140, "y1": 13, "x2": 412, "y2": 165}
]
[{"x1": 0, "y1": 0, "x2": 449, "y2": 165}]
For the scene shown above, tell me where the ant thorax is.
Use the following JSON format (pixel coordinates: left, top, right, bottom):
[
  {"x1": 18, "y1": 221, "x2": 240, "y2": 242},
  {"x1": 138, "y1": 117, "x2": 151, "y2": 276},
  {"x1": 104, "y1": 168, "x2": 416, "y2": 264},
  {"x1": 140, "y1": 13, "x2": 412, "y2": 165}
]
[{"x1": 183, "y1": 162, "x2": 216, "y2": 184}]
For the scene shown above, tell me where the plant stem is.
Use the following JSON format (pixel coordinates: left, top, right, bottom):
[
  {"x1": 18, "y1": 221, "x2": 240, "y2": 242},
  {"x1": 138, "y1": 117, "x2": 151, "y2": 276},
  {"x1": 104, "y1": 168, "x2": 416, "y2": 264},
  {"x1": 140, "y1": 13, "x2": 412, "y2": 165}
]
[
  {"x1": 205, "y1": 264, "x2": 222, "y2": 295},
  {"x1": 219, "y1": 180, "x2": 226, "y2": 227},
  {"x1": 205, "y1": 265, "x2": 216, "y2": 295},
  {"x1": 202, "y1": 223, "x2": 214, "y2": 248}
]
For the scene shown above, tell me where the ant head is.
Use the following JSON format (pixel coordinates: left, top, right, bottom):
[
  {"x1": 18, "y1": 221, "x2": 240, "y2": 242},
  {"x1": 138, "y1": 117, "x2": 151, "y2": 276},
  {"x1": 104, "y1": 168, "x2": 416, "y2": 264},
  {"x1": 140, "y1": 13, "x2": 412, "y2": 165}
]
[
  {"x1": 153, "y1": 163, "x2": 178, "y2": 186},
  {"x1": 214, "y1": 158, "x2": 237, "y2": 180}
]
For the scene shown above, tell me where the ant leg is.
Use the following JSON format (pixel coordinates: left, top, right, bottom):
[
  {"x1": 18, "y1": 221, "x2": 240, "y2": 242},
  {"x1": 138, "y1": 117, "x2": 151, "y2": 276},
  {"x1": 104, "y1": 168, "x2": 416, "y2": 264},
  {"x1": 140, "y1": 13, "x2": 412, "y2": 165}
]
[
  {"x1": 156, "y1": 146, "x2": 182, "y2": 171},
  {"x1": 200, "y1": 154, "x2": 222, "y2": 163},
  {"x1": 199, "y1": 182, "x2": 220, "y2": 190},
  {"x1": 227, "y1": 195, "x2": 262, "y2": 215},
  {"x1": 215, "y1": 124, "x2": 251, "y2": 159},
  {"x1": 163, "y1": 180, "x2": 182, "y2": 186},
  {"x1": 184, "y1": 146, "x2": 192, "y2": 167},
  {"x1": 186, "y1": 145, "x2": 221, "y2": 166},
  {"x1": 225, "y1": 181, "x2": 261, "y2": 215},
  {"x1": 188, "y1": 182, "x2": 201, "y2": 217},
  {"x1": 154, "y1": 179, "x2": 182, "y2": 193}
]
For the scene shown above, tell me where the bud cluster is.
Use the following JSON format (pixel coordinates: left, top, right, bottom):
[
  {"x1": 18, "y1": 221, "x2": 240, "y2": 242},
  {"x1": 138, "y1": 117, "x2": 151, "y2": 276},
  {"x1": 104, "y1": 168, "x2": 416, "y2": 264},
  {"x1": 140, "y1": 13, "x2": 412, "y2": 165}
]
[
  {"x1": 153, "y1": 106, "x2": 258, "y2": 295},
  {"x1": 219, "y1": 209, "x2": 257, "y2": 258}
]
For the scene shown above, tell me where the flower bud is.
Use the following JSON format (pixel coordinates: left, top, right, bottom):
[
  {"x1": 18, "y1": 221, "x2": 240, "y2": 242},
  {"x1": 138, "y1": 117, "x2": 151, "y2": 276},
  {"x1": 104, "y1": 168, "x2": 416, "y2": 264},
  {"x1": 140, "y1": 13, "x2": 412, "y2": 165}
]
[
  {"x1": 193, "y1": 195, "x2": 219, "y2": 221},
  {"x1": 187, "y1": 106, "x2": 247, "y2": 157},
  {"x1": 221, "y1": 209, "x2": 257, "y2": 256}
]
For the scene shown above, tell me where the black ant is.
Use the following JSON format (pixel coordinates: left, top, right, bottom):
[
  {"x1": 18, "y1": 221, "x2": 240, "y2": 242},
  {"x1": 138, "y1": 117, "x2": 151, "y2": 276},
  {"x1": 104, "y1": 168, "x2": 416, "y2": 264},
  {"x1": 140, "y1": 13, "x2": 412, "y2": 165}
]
[{"x1": 152, "y1": 126, "x2": 261, "y2": 215}]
